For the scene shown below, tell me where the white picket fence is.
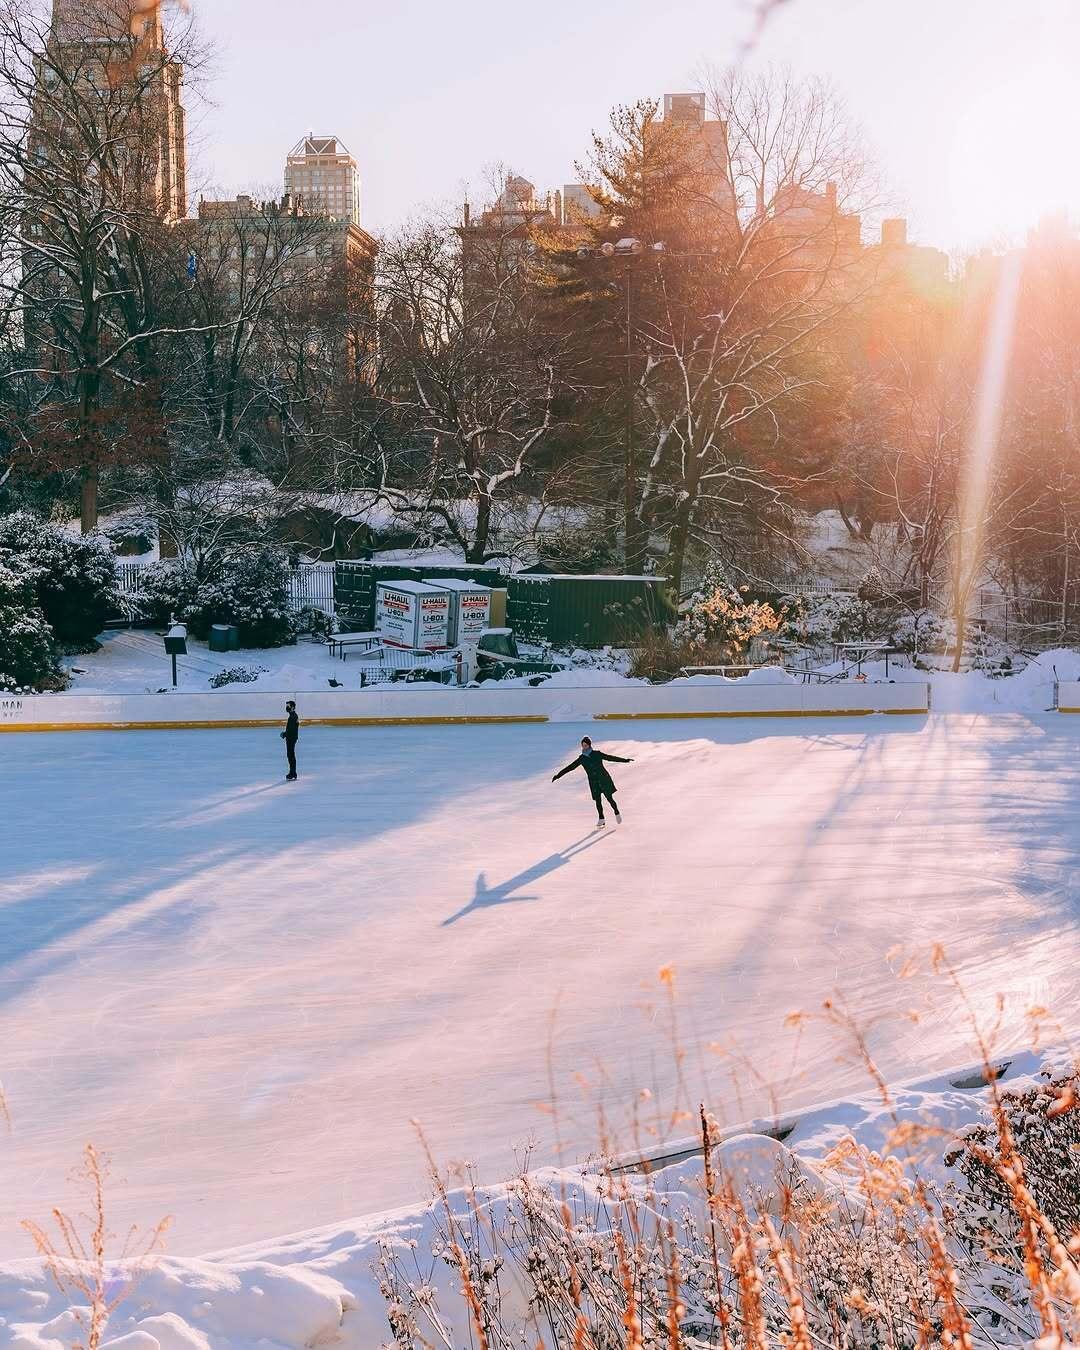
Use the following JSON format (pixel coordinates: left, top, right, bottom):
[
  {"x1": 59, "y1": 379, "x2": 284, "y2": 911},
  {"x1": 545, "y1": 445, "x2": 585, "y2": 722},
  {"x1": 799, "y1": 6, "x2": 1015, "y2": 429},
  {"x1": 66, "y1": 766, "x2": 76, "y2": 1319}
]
[{"x1": 114, "y1": 561, "x2": 337, "y2": 616}]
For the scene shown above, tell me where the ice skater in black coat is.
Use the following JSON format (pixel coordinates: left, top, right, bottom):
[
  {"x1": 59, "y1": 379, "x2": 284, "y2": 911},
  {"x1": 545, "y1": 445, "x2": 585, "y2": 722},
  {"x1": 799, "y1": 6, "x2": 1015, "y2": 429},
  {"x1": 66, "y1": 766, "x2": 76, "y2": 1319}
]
[
  {"x1": 280, "y1": 701, "x2": 300, "y2": 780},
  {"x1": 551, "y1": 735, "x2": 633, "y2": 827}
]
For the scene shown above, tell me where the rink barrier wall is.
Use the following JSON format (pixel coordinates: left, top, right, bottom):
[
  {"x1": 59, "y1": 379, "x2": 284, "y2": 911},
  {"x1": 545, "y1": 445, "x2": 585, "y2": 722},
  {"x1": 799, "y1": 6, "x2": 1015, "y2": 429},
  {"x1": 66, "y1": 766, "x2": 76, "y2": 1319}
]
[
  {"x1": 1056, "y1": 680, "x2": 1080, "y2": 712},
  {"x1": 0, "y1": 681, "x2": 930, "y2": 732}
]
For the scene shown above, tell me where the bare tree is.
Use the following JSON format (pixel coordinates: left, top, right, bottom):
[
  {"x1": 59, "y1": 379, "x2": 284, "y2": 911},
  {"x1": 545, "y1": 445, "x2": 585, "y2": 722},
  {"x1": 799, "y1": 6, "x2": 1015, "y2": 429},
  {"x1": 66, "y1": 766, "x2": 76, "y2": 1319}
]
[
  {"x1": 0, "y1": 0, "x2": 206, "y2": 529},
  {"x1": 863, "y1": 253, "x2": 1037, "y2": 667},
  {"x1": 170, "y1": 196, "x2": 338, "y2": 456},
  {"x1": 995, "y1": 220, "x2": 1080, "y2": 628},
  {"x1": 372, "y1": 211, "x2": 572, "y2": 563}
]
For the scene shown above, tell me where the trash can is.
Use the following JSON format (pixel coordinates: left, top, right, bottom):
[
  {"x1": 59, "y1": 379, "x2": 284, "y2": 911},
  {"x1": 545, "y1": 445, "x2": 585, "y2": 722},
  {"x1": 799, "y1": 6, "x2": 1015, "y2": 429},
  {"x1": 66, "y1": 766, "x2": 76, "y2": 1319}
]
[
  {"x1": 208, "y1": 624, "x2": 231, "y2": 652},
  {"x1": 226, "y1": 625, "x2": 241, "y2": 651}
]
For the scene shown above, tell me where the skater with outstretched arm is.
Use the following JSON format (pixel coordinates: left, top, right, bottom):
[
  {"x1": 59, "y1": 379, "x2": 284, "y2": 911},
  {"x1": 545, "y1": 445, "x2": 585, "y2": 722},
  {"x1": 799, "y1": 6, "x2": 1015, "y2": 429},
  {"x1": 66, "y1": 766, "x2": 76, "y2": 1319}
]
[
  {"x1": 551, "y1": 735, "x2": 633, "y2": 828},
  {"x1": 280, "y1": 700, "x2": 300, "y2": 780}
]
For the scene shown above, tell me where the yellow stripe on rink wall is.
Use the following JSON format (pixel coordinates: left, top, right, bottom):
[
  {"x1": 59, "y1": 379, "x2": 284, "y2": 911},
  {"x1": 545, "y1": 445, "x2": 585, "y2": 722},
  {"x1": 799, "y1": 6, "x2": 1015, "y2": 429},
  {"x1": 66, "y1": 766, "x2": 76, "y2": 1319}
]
[
  {"x1": 0, "y1": 709, "x2": 929, "y2": 733},
  {"x1": 0, "y1": 715, "x2": 550, "y2": 733},
  {"x1": 595, "y1": 707, "x2": 928, "y2": 720},
  {"x1": 1056, "y1": 681, "x2": 1080, "y2": 712}
]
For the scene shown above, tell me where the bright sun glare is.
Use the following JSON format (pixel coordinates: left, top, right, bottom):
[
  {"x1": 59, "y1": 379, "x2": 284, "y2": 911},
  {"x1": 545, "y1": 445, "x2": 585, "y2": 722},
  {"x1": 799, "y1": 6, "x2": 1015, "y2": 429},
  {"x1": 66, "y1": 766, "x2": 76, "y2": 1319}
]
[{"x1": 943, "y1": 46, "x2": 1080, "y2": 248}]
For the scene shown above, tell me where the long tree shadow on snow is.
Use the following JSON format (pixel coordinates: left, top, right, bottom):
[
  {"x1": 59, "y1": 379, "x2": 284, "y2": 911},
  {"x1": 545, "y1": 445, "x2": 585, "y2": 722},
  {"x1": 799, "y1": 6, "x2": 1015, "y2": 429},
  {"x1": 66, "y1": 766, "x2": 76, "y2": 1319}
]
[{"x1": 444, "y1": 831, "x2": 610, "y2": 926}]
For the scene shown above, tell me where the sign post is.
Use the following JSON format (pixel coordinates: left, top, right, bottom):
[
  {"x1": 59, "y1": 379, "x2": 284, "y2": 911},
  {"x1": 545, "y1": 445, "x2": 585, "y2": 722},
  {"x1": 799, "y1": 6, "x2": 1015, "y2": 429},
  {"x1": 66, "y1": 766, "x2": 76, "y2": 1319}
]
[{"x1": 163, "y1": 621, "x2": 188, "y2": 689}]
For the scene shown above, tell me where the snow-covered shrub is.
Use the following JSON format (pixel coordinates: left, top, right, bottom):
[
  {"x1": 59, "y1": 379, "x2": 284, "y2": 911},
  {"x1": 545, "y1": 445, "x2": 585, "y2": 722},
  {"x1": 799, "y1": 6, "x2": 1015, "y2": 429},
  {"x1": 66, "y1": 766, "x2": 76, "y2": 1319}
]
[
  {"x1": 138, "y1": 548, "x2": 295, "y2": 647},
  {"x1": 196, "y1": 546, "x2": 294, "y2": 647},
  {"x1": 782, "y1": 591, "x2": 882, "y2": 649},
  {"x1": 137, "y1": 559, "x2": 202, "y2": 628},
  {"x1": 889, "y1": 608, "x2": 954, "y2": 655},
  {"x1": 858, "y1": 566, "x2": 885, "y2": 601},
  {"x1": 291, "y1": 604, "x2": 338, "y2": 640},
  {"x1": 95, "y1": 509, "x2": 155, "y2": 558},
  {"x1": 675, "y1": 560, "x2": 781, "y2": 658},
  {"x1": 0, "y1": 559, "x2": 64, "y2": 691},
  {"x1": 0, "y1": 511, "x2": 117, "y2": 649},
  {"x1": 946, "y1": 1067, "x2": 1080, "y2": 1282},
  {"x1": 207, "y1": 664, "x2": 267, "y2": 689},
  {"x1": 889, "y1": 609, "x2": 1009, "y2": 669}
]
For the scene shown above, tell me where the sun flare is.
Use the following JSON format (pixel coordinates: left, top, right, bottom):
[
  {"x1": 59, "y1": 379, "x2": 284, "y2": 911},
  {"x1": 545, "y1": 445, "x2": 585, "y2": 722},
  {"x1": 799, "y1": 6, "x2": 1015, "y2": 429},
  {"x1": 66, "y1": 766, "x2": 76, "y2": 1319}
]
[{"x1": 943, "y1": 47, "x2": 1080, "y2": 247}]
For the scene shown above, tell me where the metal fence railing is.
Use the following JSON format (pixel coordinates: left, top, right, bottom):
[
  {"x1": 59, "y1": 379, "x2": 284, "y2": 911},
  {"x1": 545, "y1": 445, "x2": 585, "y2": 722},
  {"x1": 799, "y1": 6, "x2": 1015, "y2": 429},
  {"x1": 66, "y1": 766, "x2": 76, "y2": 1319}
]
[
  {"x1": 974, "y1": 590, "x2": 1079, "y2": 649},
  {"x1": 115, "y1": 562, "x2": 148, "y2": 598},
  {"x1": 113, "y1": 560, "x2": 337, "y2": 617},
  {"x1": 287, "y1": 562, "x2": 336, "y2": 616}
]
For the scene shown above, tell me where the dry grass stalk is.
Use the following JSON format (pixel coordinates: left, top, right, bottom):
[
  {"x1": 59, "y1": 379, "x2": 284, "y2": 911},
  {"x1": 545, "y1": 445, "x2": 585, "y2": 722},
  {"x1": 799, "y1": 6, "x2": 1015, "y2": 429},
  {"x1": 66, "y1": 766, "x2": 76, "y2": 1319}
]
[
  {"x1": 700, "y1": 1105, "x2": 735, "y2": 1350},
  {"x1": 373, "y1": 962, "x2": 1080, "y2": 1347},
  {"x1": 21, "y1": 1144, "x2": 169, "y2": 1350}
]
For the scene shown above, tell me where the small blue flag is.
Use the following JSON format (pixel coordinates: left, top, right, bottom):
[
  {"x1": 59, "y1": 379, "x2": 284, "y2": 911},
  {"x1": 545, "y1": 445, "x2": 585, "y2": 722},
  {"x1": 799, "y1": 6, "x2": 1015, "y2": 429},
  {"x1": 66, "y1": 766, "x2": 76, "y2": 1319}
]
[{"x1": 186, "y1": 250, "x2": 197, "y2": 280}]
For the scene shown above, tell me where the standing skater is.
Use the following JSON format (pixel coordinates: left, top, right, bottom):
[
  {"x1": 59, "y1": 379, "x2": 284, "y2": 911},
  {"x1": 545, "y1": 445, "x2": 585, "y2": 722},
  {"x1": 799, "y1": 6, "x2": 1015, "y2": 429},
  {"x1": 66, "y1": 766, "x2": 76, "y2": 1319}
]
[
  {"x1": 551, "y1": 735, "x2": 633, "y2": 828},
  {"x1": 281, "y1": 700, "x2": 299, "y2": 780}
]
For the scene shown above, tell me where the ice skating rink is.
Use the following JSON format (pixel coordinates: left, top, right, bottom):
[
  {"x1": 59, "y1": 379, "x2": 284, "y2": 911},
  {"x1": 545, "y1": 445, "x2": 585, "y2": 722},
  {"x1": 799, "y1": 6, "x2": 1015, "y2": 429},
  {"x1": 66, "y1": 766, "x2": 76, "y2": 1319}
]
[{"x1": 2, "y1": 714, "x2": 1079, "y2": 1254}]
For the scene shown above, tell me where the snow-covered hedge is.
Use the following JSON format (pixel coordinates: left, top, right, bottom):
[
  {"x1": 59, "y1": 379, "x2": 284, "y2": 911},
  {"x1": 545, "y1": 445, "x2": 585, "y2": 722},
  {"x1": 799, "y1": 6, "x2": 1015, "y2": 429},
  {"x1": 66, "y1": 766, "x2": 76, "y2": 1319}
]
[
  {"x1": 0, "y1": 559, "x2": 63, "y2": 691},
  {"x1": 0, "y1": 511, "x2": 117, "y2": 649},
  {"x1": 890, "y1": 609, "x2": 1010, "y2": 669},
  {"x1": 136, "y1": 558, "x2": 202, "y2": 629},
  {"x1": 781, "y1": 596, "x2": 1010, "y2": 671},
  {"x1": 782, "y1": 591, "x2": 883, "y2": 648},
  {"x1": 138, "y1": 547, "x2": 296, "y2": 648}
]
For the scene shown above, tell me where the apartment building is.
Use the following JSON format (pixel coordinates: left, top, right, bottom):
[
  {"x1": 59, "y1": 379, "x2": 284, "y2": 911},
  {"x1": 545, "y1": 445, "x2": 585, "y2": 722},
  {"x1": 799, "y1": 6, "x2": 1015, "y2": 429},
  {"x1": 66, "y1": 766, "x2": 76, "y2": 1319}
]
[
  {"x1": 284, "y1": 134, "x2": 362, "y2": 228},
  {"x1": 46, "y1": 0, "x2": 187, "y2": 220}
]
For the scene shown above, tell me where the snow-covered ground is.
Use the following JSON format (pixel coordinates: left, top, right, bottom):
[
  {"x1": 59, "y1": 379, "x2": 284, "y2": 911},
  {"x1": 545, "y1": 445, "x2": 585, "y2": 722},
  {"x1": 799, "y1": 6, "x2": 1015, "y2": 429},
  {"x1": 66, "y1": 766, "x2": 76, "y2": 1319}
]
[
  {"x1": 62, "y1": 629, "x2": 364, "y2": 694},
  {"x1": 58, "y1": 628, "x2": 1080, "y2": 716},
  {"x1": 0, "y1": 1048, "x2": 1060, "y2": 1348}
]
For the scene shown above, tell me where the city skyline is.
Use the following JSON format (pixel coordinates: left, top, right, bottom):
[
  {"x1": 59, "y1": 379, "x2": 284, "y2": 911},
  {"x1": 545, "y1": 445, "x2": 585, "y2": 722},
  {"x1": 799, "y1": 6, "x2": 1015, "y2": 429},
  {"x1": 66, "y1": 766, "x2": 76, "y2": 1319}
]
[{"x1": 191, "y1": 0, "x2": 1080, "y2": 253}]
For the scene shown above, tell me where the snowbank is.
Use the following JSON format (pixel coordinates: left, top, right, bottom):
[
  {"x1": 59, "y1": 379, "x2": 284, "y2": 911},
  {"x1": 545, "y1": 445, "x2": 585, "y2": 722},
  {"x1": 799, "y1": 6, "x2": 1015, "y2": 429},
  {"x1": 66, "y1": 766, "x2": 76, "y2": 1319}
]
[
  {"x1": 496, "y1": 666, "x2": 647, "y2": 689},
  {"x1": 668, "y1": 665, "x2": 798, "y2": 687},
  {"x1": 0, "y1": 1052, "x2": 1058, "y2": 1347},
  {"x1": 866, "y1": 647, "x2": 1076, "y2": 713}
]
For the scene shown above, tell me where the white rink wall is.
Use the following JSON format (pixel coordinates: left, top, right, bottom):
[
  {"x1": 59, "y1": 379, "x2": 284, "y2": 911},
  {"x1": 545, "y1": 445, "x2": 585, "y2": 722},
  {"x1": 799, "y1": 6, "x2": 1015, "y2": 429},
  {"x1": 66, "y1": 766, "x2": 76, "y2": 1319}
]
[
  {"x1": 0, "y1": 679, "x2": 930, "y2": 731},
  {"x1": 1055, "y1": 680, "x2": 1080, "y2": 711}
]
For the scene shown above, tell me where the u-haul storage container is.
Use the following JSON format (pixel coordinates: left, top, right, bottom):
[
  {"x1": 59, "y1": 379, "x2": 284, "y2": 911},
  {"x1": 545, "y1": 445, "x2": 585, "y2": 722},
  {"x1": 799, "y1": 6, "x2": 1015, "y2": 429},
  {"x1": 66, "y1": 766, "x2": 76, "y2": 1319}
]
[
  {"x1": 424, "y1": 577, "x2": 492, "y2": 645},
  {"x1": 375, "y1": 581, "x2": 452, "y2": 649}
]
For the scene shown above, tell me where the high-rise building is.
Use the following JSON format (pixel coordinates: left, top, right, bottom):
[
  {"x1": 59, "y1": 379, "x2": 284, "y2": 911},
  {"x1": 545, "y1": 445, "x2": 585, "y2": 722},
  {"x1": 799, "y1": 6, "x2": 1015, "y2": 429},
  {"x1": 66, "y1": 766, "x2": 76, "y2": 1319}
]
[
  {"x1": 657, "y1": 92, "x2": 735, "y2": 218},
  {"x1": 561, "y1": 183, "x2": 602, "y2": 226},
  {"x1": 284, "y1": 135, "x2": 362, "y2": 228},
  {"x1": 45, "y1": 0, "x2": 187, "y2": 220}
]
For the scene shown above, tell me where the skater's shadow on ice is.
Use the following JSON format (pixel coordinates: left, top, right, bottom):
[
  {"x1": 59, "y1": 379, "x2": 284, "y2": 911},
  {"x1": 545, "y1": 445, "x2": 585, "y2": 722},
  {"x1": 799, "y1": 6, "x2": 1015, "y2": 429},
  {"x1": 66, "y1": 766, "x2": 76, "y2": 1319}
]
[
  {"x1": 443, "y1": 832, "x2": 609, "y2": 926},
  {"x1": 161, "y1": 781, "x2": 287, "y2": 829}
]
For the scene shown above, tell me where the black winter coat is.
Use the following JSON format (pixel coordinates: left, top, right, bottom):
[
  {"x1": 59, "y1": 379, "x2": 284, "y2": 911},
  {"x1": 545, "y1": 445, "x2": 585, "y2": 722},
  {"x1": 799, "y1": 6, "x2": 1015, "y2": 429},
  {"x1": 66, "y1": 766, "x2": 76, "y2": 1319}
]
[
  {"x1": 283, "y1": 711, "x2": 299, "y2": 744},
  {"x1": 552, "y1": 749, "x2": 630, "y2": 796}
]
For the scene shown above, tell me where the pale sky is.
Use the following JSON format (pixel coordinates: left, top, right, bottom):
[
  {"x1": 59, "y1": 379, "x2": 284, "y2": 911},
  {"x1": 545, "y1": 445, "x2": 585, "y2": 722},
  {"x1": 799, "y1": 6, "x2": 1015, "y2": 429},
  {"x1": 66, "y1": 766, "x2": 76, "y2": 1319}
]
[{"x1": 191, "y1": 0, "x2": 1080, "y2": 253}]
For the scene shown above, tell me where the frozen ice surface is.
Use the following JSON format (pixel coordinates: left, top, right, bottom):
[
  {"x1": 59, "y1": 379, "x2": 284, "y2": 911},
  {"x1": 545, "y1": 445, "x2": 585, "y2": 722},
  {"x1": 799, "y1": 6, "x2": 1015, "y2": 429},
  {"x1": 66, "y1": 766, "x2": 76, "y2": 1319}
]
[{"x1": 1, "y1": 712, "x2": 1079, "y2": 1274}]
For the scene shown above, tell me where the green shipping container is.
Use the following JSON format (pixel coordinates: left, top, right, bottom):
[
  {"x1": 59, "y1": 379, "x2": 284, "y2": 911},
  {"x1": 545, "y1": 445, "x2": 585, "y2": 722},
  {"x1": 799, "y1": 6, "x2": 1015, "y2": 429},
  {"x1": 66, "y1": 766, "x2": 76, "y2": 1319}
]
[
  {"x1": 335, "y1": 561, "x2": 504, "y2": 631},
  {"x1": 506, "y1": 574, "x2": 674, "y2": 648}
]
